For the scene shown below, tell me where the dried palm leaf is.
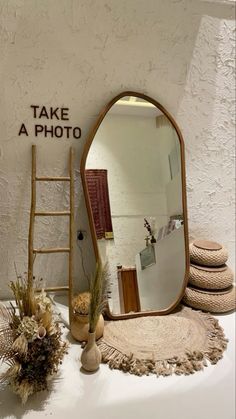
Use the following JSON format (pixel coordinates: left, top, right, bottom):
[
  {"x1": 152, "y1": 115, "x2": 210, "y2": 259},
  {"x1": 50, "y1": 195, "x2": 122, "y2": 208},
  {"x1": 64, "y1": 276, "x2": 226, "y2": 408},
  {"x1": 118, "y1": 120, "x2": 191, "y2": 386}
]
[
  {"x1": 0, "y1": 304, "x2": 16, "y2": 362},
  {"x1": 0, "y1": 303, "x2": 20, "y2": 371},
  {"x1": 0, "y1": 303, "x2": 14, "y2": 330},
  {"x1": 0, "y1": 363, "x2": 20, "y2": 384},
  {"x1": 0, "y1": 334, "x2": 15, "y2": 364}
]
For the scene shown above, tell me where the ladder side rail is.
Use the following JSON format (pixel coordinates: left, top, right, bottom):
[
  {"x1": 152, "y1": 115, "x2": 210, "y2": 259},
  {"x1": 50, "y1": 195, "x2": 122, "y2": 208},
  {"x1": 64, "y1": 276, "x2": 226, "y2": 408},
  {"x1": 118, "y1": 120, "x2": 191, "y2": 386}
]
[
  {"x1": 28, "y1": 145, "x2": 37, "y2": 296},
  {"x1": 69, "y1": 147, "x2": 75, "y2": 324}
]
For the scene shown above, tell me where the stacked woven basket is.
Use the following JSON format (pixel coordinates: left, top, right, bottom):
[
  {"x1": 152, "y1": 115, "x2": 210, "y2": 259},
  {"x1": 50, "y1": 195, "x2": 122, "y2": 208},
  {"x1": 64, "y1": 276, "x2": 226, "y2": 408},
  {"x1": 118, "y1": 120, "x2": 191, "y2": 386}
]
[{"x1": 183, "y1": 239, "x2": 236, "y2": 313}]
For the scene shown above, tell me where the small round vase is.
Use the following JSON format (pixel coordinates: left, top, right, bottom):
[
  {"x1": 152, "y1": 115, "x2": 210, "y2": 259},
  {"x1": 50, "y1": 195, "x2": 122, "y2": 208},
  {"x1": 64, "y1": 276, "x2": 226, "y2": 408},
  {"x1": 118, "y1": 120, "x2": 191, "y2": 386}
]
[
  {"x1": 81, "y1": 332, "x2": 102, "y2": 372},
  {"x1": 70, "y1": 313, "x2": 104, "y2": 342}
]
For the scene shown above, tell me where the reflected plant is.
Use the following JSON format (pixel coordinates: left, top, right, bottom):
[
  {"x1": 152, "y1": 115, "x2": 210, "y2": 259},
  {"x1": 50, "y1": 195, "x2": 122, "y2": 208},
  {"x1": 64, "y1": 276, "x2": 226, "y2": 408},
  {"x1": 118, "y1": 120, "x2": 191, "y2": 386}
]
[
  {"x1": 144, "y1": 217, "x2": 157, "y2": 243},
  {"x1": 72, "y1": 292, "x2": 91, "y2": 316}
]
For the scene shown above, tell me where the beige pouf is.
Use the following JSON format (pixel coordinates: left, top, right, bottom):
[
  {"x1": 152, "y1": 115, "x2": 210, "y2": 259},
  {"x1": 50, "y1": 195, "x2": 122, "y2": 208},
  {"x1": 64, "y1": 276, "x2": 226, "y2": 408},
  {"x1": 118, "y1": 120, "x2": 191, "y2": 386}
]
[
  {"x1": 183, "y1": 286, "x2": 236, "y2": 314},
  {"x1": 189, "y1": 240, "x2": 228, "y2": 267},
  {"x1": 189, "y1": 263, "x2": 234, "y2": 290}
]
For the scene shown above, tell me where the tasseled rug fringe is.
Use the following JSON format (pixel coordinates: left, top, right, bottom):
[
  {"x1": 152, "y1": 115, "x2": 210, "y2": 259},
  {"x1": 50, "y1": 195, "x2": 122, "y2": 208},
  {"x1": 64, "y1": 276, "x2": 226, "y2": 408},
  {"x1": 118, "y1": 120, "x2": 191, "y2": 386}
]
[{"x1": 97, "y1": 310, "x2": 228, "y2": 377}]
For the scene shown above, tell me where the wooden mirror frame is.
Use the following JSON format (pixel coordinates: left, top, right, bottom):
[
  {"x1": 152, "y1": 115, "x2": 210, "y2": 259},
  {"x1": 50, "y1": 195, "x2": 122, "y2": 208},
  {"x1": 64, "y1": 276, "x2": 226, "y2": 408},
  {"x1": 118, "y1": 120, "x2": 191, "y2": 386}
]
[{"x1": 80, "y1": 91, "x2": 189, "y2": 319}]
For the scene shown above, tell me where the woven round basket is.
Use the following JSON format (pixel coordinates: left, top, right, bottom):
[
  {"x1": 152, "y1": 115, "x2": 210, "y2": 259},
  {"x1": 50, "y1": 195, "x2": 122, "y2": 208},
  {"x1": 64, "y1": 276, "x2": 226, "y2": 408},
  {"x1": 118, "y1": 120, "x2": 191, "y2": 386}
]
[
  {"x1": 183, "y1": 286, "x2": 236, "y2": 313},
  {"x1": 189, "y1": 240, "x2": 228, "y2": 267},
  {"x1": 189, "y1": 264, "x2": 234, "y2": 290}
]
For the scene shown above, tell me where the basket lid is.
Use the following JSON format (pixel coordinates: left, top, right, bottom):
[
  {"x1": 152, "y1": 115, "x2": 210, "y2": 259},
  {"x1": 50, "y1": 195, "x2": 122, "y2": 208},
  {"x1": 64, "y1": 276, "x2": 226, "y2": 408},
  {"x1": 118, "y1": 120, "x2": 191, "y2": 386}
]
[{"x1": 193, "y1": 239, "x2": 222, "y2": 251}]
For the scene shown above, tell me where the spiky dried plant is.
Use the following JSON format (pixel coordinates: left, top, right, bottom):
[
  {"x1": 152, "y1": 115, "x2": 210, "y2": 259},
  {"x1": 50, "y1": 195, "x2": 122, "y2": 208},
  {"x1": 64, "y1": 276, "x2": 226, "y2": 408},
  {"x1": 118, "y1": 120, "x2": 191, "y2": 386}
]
[
  {"x1": 9, "y1": 276, "x2": 36, "y2": 318},
  {"x1": 89, "y1": 259, "x2": 109, "y2": 333}
]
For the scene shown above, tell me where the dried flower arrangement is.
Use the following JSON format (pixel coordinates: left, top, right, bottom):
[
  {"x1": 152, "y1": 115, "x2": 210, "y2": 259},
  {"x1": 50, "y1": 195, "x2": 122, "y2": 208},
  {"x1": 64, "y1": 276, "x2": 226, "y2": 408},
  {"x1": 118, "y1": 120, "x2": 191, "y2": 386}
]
[{"x1": 0, "y1": 275, "x2": 68, "y2": 404}]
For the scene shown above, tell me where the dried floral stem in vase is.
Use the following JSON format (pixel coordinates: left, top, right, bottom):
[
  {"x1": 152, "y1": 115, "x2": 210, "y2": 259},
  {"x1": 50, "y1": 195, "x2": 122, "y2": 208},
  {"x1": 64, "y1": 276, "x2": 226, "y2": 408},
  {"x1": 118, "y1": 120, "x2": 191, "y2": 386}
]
[{"x1": 81, "y1": 259, "x2": 108, "y2": 372}]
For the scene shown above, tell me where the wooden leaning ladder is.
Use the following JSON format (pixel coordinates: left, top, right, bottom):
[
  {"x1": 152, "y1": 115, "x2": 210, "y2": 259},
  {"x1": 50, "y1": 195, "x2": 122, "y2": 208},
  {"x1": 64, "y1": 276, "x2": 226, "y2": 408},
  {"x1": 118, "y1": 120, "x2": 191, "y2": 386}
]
[{"x1": 28, "y1": 144, "x2": 74, "y2": 323}]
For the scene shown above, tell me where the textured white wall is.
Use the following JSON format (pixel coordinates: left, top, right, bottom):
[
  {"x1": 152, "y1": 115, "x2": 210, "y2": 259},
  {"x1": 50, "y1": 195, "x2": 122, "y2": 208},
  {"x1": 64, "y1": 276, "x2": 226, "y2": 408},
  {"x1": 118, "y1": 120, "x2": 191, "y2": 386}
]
[{"x1": 0, "y1": 0, "x2": 235, "y2": 298}]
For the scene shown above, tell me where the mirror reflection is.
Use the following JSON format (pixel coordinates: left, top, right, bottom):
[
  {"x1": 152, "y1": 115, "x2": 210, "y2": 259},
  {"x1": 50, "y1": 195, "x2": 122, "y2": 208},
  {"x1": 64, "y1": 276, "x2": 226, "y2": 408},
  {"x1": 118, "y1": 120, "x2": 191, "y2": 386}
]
[{"x1": 85, "y1": 95, "x2": 186, "y2": 315}]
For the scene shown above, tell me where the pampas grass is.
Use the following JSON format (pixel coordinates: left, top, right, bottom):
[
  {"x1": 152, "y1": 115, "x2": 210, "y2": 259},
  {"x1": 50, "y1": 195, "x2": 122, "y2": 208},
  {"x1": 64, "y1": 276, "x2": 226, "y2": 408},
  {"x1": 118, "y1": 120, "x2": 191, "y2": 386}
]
[
  {"x1": 10, "y1": 274, "x2": 37, "y2": 318},
  {"x1": 89, "y1": 259, "x2": 109, "y2": 333}
]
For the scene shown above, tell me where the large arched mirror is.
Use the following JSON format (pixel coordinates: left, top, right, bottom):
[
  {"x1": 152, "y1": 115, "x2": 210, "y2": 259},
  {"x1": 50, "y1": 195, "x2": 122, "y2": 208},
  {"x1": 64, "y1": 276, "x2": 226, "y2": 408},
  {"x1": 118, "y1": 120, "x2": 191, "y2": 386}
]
[{"x1": 81, "y1": 92, "x2": 189, "y2": 319}]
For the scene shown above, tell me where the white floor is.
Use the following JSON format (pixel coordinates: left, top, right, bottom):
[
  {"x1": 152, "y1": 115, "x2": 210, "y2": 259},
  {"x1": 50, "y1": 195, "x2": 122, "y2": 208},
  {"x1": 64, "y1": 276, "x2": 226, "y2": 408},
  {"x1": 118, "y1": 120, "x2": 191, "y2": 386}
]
[{"x1": 0, "y1": 300, "x2": 235, "y2": 419}]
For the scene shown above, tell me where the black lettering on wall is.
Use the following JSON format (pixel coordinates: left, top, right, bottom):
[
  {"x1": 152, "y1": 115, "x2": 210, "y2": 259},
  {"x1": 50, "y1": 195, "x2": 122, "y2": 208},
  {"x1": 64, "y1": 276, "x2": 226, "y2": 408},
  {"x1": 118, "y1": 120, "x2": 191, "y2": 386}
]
[
  {"x1": 73, "y1": 127, "x2": 81, "y2": 139},
  {"x1": 19, "y1": 105, "x2": 82, "y2": 140},
  {"x1": 18, "y1": 123, "x2": 29, "y2": 136},
  {"x1": 35, "y1": 125, "x2": 44, "y2": 136}
]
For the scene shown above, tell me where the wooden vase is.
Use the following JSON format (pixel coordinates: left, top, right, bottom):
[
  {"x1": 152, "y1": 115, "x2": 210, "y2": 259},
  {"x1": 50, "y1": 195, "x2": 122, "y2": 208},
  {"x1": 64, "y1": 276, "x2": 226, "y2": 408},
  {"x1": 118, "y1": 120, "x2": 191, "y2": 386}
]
[
  {"x1": 70, "y1": 313, "x2": 104, "y2": 342},
  {"x1": 81, "y1": 332, "x2": 102, "y2": 372}
]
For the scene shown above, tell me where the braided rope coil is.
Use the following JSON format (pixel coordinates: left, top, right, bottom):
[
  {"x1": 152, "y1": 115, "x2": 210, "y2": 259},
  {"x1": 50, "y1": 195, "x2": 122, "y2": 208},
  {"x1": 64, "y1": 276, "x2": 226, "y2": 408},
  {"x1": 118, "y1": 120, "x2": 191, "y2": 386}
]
[
  {"x1": 189, "y1": 265, "x2": 234, "y2": 290},
  {"x1": 183, "y1": 286, "x2": 236, "y2": 313},
  {"x1": 189, "y1": 243, "x2": 228, "y2": 266}
]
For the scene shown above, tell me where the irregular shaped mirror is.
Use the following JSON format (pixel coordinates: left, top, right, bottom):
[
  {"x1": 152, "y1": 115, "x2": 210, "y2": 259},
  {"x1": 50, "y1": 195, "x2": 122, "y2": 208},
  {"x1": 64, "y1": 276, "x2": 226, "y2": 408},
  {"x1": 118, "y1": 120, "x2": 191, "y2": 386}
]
[{"x1": 81, "y1": 92, "x2": 189, "y2": 319}]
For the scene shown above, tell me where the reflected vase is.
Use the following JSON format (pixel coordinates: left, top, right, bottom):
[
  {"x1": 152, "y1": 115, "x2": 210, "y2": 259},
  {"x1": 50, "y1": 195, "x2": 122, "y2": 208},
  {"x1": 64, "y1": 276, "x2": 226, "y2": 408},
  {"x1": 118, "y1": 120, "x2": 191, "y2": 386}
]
[{"x1": 81, "y1": 331, "x2": 102, "y2": 372}]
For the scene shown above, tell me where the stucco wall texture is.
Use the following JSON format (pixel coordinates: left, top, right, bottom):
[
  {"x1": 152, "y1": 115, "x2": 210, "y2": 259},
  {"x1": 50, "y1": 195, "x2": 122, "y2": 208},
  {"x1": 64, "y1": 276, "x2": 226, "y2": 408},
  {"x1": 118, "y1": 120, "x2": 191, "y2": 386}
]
[{"x1": 0, "y1": 0, "x2": 235, "y2": 298}]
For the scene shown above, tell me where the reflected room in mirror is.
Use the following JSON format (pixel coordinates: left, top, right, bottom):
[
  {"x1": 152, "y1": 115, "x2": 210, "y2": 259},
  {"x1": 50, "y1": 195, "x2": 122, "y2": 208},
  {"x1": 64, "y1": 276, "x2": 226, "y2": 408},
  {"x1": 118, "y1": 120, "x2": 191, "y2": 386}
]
[{"x1": 81, "y1": 92, "x2": 189, "y2": 319}]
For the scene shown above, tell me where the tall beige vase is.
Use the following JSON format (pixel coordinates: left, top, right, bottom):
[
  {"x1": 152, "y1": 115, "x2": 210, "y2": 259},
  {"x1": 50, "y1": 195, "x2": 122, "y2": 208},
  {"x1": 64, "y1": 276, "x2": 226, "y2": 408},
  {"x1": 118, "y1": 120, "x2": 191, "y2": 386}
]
[{"x1": 81, "y1": 332, "x2": 102, "y2": 372}]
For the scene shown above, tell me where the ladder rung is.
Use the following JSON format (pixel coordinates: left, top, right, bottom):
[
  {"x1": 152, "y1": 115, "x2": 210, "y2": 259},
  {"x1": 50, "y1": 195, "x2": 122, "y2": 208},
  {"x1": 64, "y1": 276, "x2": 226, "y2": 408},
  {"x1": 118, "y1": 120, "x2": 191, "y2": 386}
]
[
  {"x1": 36, "y1": 176, "x2": 70, "y2": 181},
  {"x1": 35, "y1": 286, "x2": 69, "y2": 292},
  {"x1": 35, "y1": 211, "x2": 71, "y2": 216},
  {"x1": 33, "y1": 247, "x2": 70, "y2": 254}
]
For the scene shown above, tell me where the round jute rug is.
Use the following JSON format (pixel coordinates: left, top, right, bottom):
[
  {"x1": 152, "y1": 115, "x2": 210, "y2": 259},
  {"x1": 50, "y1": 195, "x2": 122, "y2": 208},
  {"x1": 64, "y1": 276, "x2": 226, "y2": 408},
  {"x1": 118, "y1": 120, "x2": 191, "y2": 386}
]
[{"x1": 98, "y1": 306, "x2": 228, "y2": 377}]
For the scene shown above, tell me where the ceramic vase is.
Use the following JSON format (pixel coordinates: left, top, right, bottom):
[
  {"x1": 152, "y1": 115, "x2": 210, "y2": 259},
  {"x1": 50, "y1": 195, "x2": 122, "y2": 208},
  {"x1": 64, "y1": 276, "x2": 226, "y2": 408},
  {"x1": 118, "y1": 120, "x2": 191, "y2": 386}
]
[
  {"x1": 70, "y1": 313, "x2": 104, "y2": 342},
  {"x1": 81, "y1": 331, "x2": 102, "y2": 372}
]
